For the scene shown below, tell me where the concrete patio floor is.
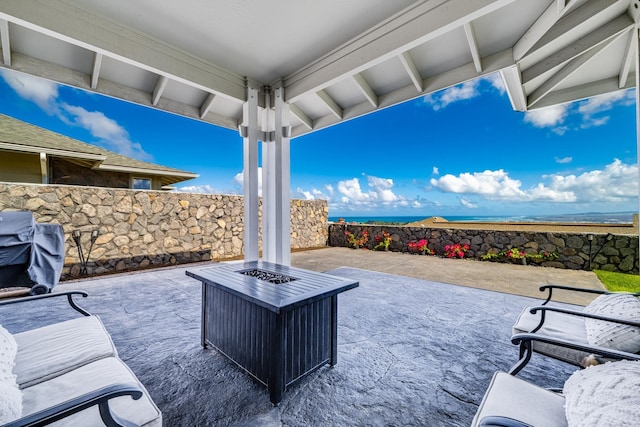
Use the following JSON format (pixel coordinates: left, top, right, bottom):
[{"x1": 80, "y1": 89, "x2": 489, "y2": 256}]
[
  {"x1": 0, "y1": 250, "x2": 589, "y2": 426},
  {"x1": 290, "y1": 247, "x2": 606, "y2": 305}
]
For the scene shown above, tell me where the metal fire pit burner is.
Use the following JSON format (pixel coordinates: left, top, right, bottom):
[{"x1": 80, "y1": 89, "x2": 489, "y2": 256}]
[{"x1": 239, "y1": 268, "x2": 297, "y2": 284}]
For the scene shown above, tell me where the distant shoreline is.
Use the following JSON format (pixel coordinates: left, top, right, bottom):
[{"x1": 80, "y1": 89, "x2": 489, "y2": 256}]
[
  {"x1": 330, "y1": 213, "x2": 638, "y2": 235},
  {"x1": 329, "y1": 212, "x2": 636, "y2": 226}
]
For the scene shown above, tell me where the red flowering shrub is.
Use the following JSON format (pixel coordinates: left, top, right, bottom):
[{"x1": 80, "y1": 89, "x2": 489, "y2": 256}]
[
  {"x1": 407, "y1": 239, "x2": 433, "y2": 254},
  {"x1": 345, "y1": 230, "x2": 369, "y2": 249},
  {"x1": 444, "y1": 243, "x2": 469, "y2": 258}
]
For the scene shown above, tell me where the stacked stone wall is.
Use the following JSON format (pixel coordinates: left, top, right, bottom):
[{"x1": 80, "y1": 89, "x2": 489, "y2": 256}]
[
  {"x1": 328, "y1": 224, "x2": 639, "y2": 274},
  {"x1": 0, "y1": 182, "x2": 328, "y2": 279}
]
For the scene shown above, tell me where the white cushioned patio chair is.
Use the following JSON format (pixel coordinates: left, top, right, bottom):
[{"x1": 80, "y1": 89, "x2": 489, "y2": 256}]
[
  {"x1": 511, "y1": 284, "x2": 640, "y2": 374},
  {"x1": 472, "y1": 357, "x2": 640, "y2": 426}
]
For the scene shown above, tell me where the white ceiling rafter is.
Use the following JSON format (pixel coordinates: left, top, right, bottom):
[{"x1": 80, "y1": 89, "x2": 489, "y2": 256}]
[
  {"x1": 533, "y1": 75, "x2": 635, "y2": 109},
  {"x1": 618, "y1": 28, "x2": 635, "y2": 87},
  {"x1": 90, "y1": 52, "x2": 102, "y2": 89},
  {"x1": 316, "y1": 90, "x2": 343, "y2": 119},
  {"x1": 0, "y1": 51, "x2": 241, "y2": 131},
  {"x1": 528, "y1": 31, "x2": 622, "y2": 107},
  {"x1": 524, "y1": 0, "x2": 626, "y2": 63},
  {"x1": 500, "y1": 65, "x2": 527, "y2": 111},
  {"x1": 0, "y1": 0, "x2": 636, "y2": 139},
  {"x1": 285, "y1": 0, "x2": 519, "y2": 102},
  {"x1": 0, "y1": 18, "x2": 10, "y2": 65},
  {"x1": 152, "y1": 75, "x2": 169, "y2": 106},
  {"x1": 0, "y1": 0, "x2": 247, "y2": 102},
  {"x1": 352, "y1": 73, "x2": 378, "y2": 107},
  {"x1": 290, "y1": 104, "x2": 313, "y2": 130},
  {"x1": 199, "y1": 93, "x2": 215, "y2": 119},
  {"x1": 463, "y1": 22, "x2": 483, "y2": 73},
  {"x1": 513, "y1": 1, "x2": 564, "y2": 61},
  {"x1": 398, "y1": 51, "x2": 423, "y2": 92},
  {"x1": 287, "y1": 46, "x2": 516, "y2": 137},
  {"x1": 522, "y1": 14, "x2": 634, "y2": 84},
  {"x1": 422, "y1": 47, "x2": 514, "y2": 94}
]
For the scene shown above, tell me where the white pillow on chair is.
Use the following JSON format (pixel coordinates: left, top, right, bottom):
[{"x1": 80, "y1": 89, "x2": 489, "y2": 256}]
[
  {"x1": 584, "y1": 294, "x2": 640, "y2": 354},
  {"x1": 564, "y1": 360, "x2": 640, "y2": 427},
  {"x1": 0, "y1": 325, "x2": 22, "y2": 423}
]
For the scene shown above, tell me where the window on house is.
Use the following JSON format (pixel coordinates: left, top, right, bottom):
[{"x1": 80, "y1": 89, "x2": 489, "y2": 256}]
[{"x1": 132, "y1": 177, "x2": 152, "y2": 190}]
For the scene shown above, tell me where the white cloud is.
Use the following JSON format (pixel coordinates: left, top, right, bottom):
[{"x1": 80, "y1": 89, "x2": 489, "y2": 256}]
[
  {"x1": 522, "y1": 89, "x2": 634, "y2": 132},
  {"x1": 555, "y1": 156, "x2": 572, "y2": 164},
  {"x1": 0, "y1": 69, "x2": 59, "y2": 112},
  {"x1": 325, "y1": 184, "x2": 334, "y2": 196},
  {"x1": 430, "y1": 160, "x2": 638, "y2": 204},
  {"x1": 234, "y1": 167, "x2": 263, "y2": 197},
  {"x1": 295, "y1": 187, "x2": 328, "y2": 200},
  {"x1": 460, "y1": 197, "x2": 477, "y2": 208},
  {"x1": 578, "y1": 90, "x2": 635, "y2": 129},
  {"x1": 541, "y1": 159, "x2": 637, "y2": 203},
  {"x1": 424, "y1": 80, "x2": 480, "y2": 110},
  {"x1": 422, "y1": 74, "x2": 506, "y2": 110},
  {"x1": 296, "y1": 174, "x2": 422, "y2": 213},
  {"x1": 485, "y1": 72, "x2": 505, "y2": 94},
  {"x1": 179, "y1": 184, "x2": 219, "y2": 194},
  {"x1": 60, "y1": 104, "x2": 152, "y2": 161},
  {"x1": 337, "y1": 178, "x2": 371, "y2": 203},
  {"x1": 367, "y1": 176, "x2": 397, "y2": 202},
  {"x1": 432, "y1": 166, "x2": 439, "y2": 175},
  {"x1": 0, "y1": 69, "x2": 153, "y2": 161},
  {"x1": 431, "y1": 169, "x2": 527, "y2": 198},
  {"x1": 578, "y1": 90, "x2": 634, "y2": 116},
  {"x1": 524, "y1": 104, "x2": 569, "y2": 128}
]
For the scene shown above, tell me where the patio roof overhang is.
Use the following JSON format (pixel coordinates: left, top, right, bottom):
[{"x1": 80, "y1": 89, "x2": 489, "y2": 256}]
[
  {"x1": 0, "y1": 0, "x2": 638, "y2": 265},
  {"x1": 0, "y1": 0, "x2": 637, "y2": 136}
]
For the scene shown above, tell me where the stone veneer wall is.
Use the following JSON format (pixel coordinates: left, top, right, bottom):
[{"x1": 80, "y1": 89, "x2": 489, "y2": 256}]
[
  {"x1": 0, "y1": 182, "x2": 328, "y2": 279},
  {"x1": 328, "y1": 223, "x2": 639, "y2": 274}
]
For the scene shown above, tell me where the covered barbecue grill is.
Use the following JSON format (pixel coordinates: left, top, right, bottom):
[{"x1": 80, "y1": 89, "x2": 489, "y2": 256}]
[{"x1": 0, "y1": 211, "x2": 64, "y2": 295}]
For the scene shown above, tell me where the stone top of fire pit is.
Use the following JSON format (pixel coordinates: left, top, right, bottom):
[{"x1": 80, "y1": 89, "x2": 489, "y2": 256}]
[{"x1": 186, "y1": 261, "x2": 359, "y2": 313}]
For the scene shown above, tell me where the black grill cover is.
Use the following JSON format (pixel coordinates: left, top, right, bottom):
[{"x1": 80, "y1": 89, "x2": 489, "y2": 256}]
[{"x1": 0, "y1": 211, "x2": 64, "y2": 295}]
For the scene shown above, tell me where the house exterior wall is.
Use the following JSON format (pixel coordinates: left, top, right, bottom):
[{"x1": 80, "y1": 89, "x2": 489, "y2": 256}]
[
  {"x1": 0, "y1": 182, "x2": 328, "y2": 279},
  {"x1": 0, "y1": 152, "x2": 41, "y2": 184}
]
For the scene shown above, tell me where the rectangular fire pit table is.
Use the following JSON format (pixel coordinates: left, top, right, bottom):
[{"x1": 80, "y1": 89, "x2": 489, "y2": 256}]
[{"x1": 186, "y1": 261, "x2": 358, "y2": 405}]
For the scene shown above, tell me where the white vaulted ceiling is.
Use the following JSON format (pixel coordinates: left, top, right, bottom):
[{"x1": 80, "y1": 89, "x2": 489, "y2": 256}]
[{"x1": 0, "y1": 0, "x2": 638, "y2": 138}]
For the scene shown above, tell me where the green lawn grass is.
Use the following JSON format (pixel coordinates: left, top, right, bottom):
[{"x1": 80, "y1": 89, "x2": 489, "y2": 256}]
[{"x1": 595, "y1": 270, "x2": 640, "y2": 293}]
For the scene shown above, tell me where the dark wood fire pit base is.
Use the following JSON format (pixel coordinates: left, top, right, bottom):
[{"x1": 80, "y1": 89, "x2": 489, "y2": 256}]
[{"x1": 186, "y1": 261, "x2": 358, "y2": 405}]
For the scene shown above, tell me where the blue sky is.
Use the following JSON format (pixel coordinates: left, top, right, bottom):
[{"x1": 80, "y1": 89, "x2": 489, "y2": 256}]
[{"x1": 0, "y1": 68, "x2": 637, "y2": 218}]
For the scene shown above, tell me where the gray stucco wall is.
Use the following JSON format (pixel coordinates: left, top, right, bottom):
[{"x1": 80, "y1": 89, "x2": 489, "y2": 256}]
[{"x1": 0, "y1": 182, "x2": 328, "y2": 279}]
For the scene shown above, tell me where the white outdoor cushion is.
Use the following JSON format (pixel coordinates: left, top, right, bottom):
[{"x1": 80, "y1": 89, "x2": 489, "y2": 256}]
[
  {"x1": 0, "y1": 325, "x2": 22, "y2": 423},
  {"x1": 513, "y1": 306, "x2": 591, "y2": 366},
  {"x1": 563, "y1": 360, "x2": 640, "y2": 427},
  {"x1": 21, "y1": 356, "x2": 162, "y2": 427},
  {"x1": 584, "y1": 294, "x2": 640, "y2": 354},
  {"x1": 14, "y1": 316, "x2": 117, "y2": 387},
  {"x1": 471, "y1": 371, "x2": 567, "y2": 427}
]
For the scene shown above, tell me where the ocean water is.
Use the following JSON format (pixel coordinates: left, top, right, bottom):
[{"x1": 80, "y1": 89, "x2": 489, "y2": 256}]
[{"x1": 328, "y1": 212, "x2": 636, "y2": 224}]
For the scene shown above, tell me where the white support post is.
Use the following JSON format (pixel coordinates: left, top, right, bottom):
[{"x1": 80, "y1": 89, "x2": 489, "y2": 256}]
[
  {"x1": 274, "y1": 86, "x2": 291, "y2": 265},
  {"x1": 262, "y1": 88, "x2": 277, "y2": 262},
  {"x1": 242, "y1": 87, "x2": 260, "y2": 262},
  {"x1": 633, "y1": 25, "x2": 640, "y2": 276},
  {"x1": 39, "y1": 152, "x2": 48, "y2": 184},
  {"x1": 635, "y1": 26, "x2": 640, "y2": 275}
]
